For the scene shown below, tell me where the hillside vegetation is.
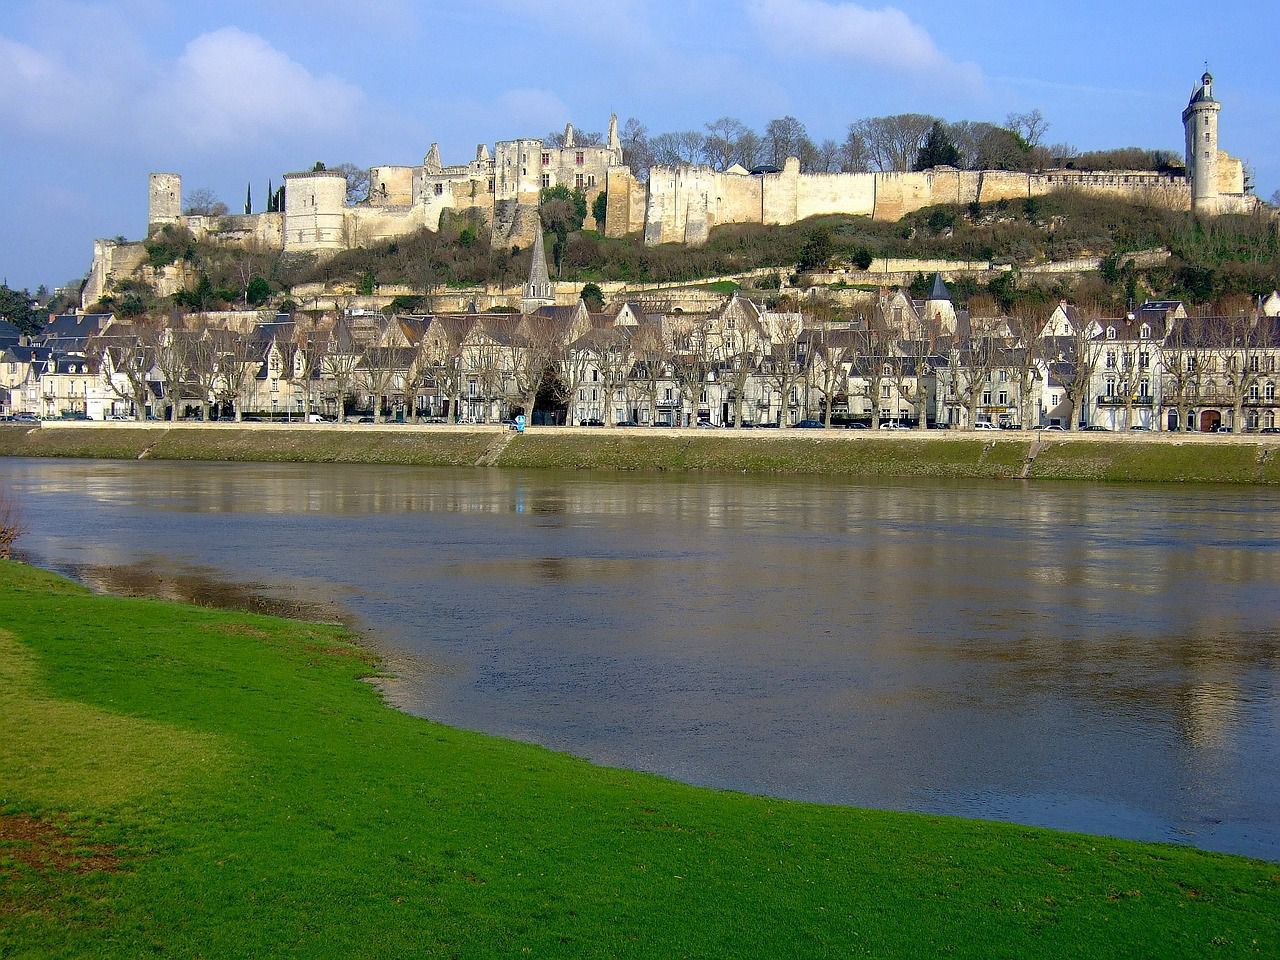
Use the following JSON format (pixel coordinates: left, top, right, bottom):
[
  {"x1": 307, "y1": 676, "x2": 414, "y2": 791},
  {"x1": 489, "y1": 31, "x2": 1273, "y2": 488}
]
[{"x1": 89, "y1": 192, "x2": 1279, "y2": 320}]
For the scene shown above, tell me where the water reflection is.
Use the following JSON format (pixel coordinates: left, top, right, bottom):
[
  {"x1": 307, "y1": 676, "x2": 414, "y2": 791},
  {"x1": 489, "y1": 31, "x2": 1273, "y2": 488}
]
[{"x1": 2, "y1": 457, "x2": 1278, "y2": 860}]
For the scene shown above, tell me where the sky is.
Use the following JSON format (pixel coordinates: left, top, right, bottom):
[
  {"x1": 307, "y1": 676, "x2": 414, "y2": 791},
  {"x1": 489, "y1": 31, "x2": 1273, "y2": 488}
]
[{"x1": 1, "y1": 0, "x2": 1276, "y2": 291}]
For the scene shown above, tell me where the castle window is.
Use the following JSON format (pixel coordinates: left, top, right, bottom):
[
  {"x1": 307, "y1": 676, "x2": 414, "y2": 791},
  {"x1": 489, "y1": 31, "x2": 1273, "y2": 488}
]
[
  {"x1": 488, "y1": 179, "x2": 495, "y2": 193},
  {"x1": 541, "y1": 153, "x2": 550, "y2": 165},
  {"x1": 541, "y1": 174, "x2": 550, "y2": 189},
  {"x1": 575, "y1": 174, "x2": 584, "y2": 189},
  {"x1": 434, "y1": 183, "x2": 443, "y2": 196},
  {"x1": 576, "y1": 152, "x2": 584, "y2": 166},
  {"x1": 1106, "y1": 350, "x2": 1116, "y2": 369},
  {"x1": 588, "y1": 175, "x2": 596, "y2": 187},
  {"x1": 1267, "y1": 382, "x2": 1276, "y2": 401}
]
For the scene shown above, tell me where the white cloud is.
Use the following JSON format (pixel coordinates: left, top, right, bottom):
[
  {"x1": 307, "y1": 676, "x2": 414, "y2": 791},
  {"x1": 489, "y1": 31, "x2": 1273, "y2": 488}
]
[
  {"x1": 0, "y1": 24, "x2": 366, "y2": 155},
  {"x1": 152, "y1": 28, "x2": 364, "y2": 149},
  {"x1": 747, "y1": 0, "x2": 982, "y2": 86}
]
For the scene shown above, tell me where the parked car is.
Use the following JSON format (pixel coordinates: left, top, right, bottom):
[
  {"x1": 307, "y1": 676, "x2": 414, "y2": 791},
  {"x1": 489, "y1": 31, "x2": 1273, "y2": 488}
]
[
  {"x1": 615, "y1": 419, "x2": 640, "y2": 427},
  {"x1": 695, "y1": 419, "x2": 717, "y2": 428},
  {"x1": 306, "y1": 414, "x2": 334, "y2": 423},
  {"x1": 356, "y1": 416, "x2": 376, "y2": 423},
  {"x1": 796, "y1": 419, "x2": 825, "y2": 428},
  {"x1": 1041, "y1": 424, "x2": 1066, "y2": 432},
  {"x1": 1215, "y1": 426, "x2": 1234, "y2": 433},
  {"x1": 1259, "y1": 427, "x2": 1280, "y2": 435},
  {"x1": 579, "y1": 418, "x2": 604, "y2": 427},
  {"x1": 973, "y1": 422, "x2": 997, "y2": 431},
  {"x1": 12, "y1": 413, "x2": 38, "y2": 424},
  {"x1": 60, "y1": 411, "x2": 90, "y2": 421},
  {"x1": 106, "y1": 414, "x2": 132, "y2": 421},
  {"x1": 1129, "y1": 425, "x2": 1150, "y2": 431},
  {"x1": 844, "y1": 422, "x2": 869, "y2": 430},
  {"x1": 1084, "y1": 425, "x2": 1112, "y2": 432}
]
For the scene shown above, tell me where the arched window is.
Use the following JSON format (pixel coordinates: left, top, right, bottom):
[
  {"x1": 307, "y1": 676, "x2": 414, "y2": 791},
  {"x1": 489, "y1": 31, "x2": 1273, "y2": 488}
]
[
  {"x1": 1267, "y1": 382, "x2": 1276, "y2": 401},
  {"x1": 1140, "y1": 324, "x2": 1151, "y2": 340},
  {"x1": 1106, "y1": 327, "x2": 1116, "y2": 340}
]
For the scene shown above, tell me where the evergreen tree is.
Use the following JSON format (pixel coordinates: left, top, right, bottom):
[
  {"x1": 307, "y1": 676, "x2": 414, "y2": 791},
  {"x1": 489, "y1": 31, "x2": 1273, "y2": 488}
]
[
  {"x1": 245, "y1": 182, "x2": 252, "y2": 216},
  {"x1": 915, "y1": 121, "x2": 961, "y2": 171}
]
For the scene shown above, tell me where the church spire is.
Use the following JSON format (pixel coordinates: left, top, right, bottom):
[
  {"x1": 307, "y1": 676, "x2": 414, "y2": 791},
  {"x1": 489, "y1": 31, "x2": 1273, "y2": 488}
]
[{"x1": 522, "y1": 229, "x2": 555, "y2": 313}]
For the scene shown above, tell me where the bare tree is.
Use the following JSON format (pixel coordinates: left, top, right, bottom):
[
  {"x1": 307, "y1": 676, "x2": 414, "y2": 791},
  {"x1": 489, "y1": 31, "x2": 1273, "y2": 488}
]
[
  {"x1": 150, "y1": 322, "x2": 194, "y2": 421},
  {"x1": 218, "y1": 333, "x2": 259, "y2": 421},
  {"x1": 358, "y1": 331, "x2": 403, "y2": 423},
  {"x1": 92, "y1": 331, "x2": 154, "y2": 421},
  {"x1": 1214, "y1": 307, "x2": 1274, "y2": 433},
  {"x1": 764, "y1": 312, "x2": 804, "y2": 426},
  {"x1": 1006, "y1": 109, "x2": 1050, "y2": 149},
  {"x1": 650, "y1": 131, "x2": 707, "y2": 167},
  {"x1": 1160, "y1": 314, "x2": 1209, "y2": 432},
  {"x1": 702, "y1": 117, "x2": 755, "y2": 171},
  {"x1": 630, "y1": 323, "x2": 670, "y2": 425},
  {"x1": 840, "y1": 126, "x2": 872, "y2": 173},
  {"x1": 762, "y1": 116, "x2": 811, "y2": 168},
  {"x1": 332, "y1": 163, "x2": 371, "y2": 204},
  {"x1": 0, "y1": 487, "x2": 24, "y2": 559},
  {"x1": 183, "y1": 188, "x2": 228, "y2": 217},
  {"x1": 186, "y1": 325, "x2": 221, "y2": 422},
  {"x1": 620, "y1": 118, "x2": 654, "y2": 177},
  {"x1": 1061, "y1": 305, "x2": 1107, "y2": 430},
  {"x1": 851, "y1": 114, "x2": 937, "y2": 172}
]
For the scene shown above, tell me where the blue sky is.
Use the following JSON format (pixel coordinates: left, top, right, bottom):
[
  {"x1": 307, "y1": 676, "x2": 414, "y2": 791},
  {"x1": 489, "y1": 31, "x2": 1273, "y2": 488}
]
[{"x1": 2, "y1": 0, "x2": 1276, "y2": 291}]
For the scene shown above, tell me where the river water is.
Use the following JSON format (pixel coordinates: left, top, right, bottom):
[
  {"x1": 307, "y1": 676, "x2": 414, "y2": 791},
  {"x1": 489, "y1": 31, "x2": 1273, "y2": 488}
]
[{"x1": 3, "y1": 458, "x2": 1278, "y2": 860}]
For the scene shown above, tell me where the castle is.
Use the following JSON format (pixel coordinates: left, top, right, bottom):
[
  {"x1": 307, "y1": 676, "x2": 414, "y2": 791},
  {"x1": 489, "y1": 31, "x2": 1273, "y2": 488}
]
[{"x1": 83, "y1": 72, "x2": 1257, "y2": 307}]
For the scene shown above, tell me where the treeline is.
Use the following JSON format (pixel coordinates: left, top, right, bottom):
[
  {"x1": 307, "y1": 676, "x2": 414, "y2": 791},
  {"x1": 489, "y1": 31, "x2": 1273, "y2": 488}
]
[{"x1": 556, "y1": 111, "x2": 1181, "y2": 177}]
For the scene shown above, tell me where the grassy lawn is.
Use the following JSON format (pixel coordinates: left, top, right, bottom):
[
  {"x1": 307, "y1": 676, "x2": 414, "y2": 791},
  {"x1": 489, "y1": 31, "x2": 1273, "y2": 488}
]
[{"x1": 0, "y1": 561, "x2": 1278, "y2": 957}]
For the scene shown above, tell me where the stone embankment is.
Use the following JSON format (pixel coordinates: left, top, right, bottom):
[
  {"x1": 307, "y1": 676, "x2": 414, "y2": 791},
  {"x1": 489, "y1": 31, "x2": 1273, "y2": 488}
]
[{"x1": 3, "y1": 422, "x2": 1280, "y2": 484}]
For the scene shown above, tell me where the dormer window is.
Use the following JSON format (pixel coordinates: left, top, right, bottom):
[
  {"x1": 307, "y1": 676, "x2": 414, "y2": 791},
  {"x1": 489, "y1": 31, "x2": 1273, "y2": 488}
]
[
  {"x1": 1106, "y1": 327, "x2": 1116, "y2": 340},
  {"x1": 1139, "y1": 324, "x2": 1151, "y2": 340}
]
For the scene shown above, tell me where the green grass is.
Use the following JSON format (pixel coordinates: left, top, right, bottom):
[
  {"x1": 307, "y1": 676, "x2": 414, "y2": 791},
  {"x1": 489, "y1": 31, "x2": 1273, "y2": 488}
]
[
  {"x1": 1, "y1": 561, "x2": 1277, "y2": 958},
  {"x1": 1029, "y1": 441, "x2": 1265, "y2": 484},
  {"x1": 6, "y1": 425, "x2": 1280, "y2": 484}
]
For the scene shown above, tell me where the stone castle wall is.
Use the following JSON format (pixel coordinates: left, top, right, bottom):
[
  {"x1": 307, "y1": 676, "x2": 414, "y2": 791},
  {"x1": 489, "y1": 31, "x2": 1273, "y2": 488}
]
[{"x1": 632, "y1": 164, "x2": 1198, "y2": 245}]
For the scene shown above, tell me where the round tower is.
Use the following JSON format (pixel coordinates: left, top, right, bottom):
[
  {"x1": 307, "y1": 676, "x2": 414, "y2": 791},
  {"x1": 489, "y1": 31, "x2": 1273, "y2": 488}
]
[
  {"x1": 282, "y1": 170, "x2": 348, "y2": 251},
  {"x1": 1182, "y1": 70, "x2": 1220, "y2": 214}
]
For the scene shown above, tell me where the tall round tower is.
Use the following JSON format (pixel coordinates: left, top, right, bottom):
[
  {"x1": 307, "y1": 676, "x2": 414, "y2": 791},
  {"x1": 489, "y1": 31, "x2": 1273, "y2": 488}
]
[{"x1": 1182, "y1": 70, "x2": 1220, "y2": 214}]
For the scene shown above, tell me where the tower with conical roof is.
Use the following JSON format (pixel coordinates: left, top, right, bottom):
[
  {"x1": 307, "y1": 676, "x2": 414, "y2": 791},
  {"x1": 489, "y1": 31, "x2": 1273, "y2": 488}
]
[
  {"x1": 521, "y1": 229, "x2": 555, "y2": 313},
  {"x1": 923, "y1": 272, "x2": 956, "y2": 335},
  {"x1": 1183, "y1": 68, "x2": 1221, "y2": 214}
]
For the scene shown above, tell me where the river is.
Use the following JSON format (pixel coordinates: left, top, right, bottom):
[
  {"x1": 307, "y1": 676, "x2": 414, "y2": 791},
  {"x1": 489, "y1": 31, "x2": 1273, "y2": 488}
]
[{"x1": 3, "y1": 457, "x2": 1278, "y2": 860}]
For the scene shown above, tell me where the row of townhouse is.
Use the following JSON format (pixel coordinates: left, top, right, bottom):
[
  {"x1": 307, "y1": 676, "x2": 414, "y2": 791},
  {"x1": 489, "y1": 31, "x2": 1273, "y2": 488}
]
[{"x1": 6, "y1": 275, "x2": 1280, "y2": 432}]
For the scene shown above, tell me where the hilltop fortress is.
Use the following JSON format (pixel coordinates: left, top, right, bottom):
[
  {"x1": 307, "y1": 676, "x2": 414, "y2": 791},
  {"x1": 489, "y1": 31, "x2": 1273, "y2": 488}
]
[{"x1": 84, "y1": 72, "x2": 1257, "y2": 307}]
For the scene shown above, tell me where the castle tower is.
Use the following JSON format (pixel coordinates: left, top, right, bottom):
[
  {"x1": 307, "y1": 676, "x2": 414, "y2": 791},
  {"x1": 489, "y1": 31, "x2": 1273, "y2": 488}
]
[
  {"x1": 281, "y1": 169, "x2": 348, "y2": 252},
  {"x1": 563, "y1": 123, "x2": 575, "y2": 149},
  {"x1": 521, "y1": 229, "x2": 555, "y2": 313},
  {"x1": 607, "y1": 114, "x2": 620, "y2": 152},
  {"x1": 148, "y1": 172, "x2": 182, "y2": 227},
  {"x1": 424, "y1": 143, "x2": 443, "y2": 174},
  {"x1": 1182, "y1": 69, "x2": 1221, "y2": 214}
]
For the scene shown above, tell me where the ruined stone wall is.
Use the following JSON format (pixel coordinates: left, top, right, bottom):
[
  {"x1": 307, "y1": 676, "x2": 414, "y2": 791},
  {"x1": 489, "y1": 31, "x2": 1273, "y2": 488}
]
[
  {"x1": 346, "y1": 206, "x2": 424, "y2": 248},
  {"x1": 148, "y1": 173, "x2": 182, "y2": 227},
  {"x1": 198, "y1": 212, "x2": 285, "y2": 250},
  {"x1": 368, "y1": 166, "x2": 415, "y2": 205}
]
